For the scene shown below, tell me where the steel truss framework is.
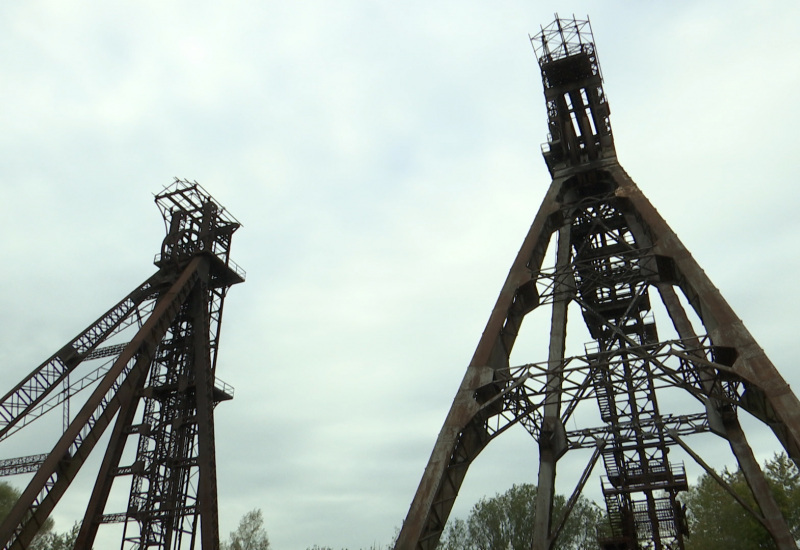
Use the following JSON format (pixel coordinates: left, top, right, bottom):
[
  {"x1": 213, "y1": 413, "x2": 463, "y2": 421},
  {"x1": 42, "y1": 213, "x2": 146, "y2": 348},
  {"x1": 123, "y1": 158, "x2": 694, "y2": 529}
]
[
  {"x1": 394, "y1": 16, "x2": 800, "y2": 550},
  {"x1": 0, "y1": 179, "x2": 244, "y2": 550}
]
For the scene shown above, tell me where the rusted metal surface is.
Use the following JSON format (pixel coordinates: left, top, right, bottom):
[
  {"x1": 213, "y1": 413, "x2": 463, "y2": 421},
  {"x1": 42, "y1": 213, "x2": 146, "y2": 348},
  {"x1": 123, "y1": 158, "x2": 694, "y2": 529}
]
[
  {"x1": 0, "y1": 179, "x2": 243, "y2": 550},
  {"x1": 395, "y1": 16, "x2": 800, "y2": 550}
]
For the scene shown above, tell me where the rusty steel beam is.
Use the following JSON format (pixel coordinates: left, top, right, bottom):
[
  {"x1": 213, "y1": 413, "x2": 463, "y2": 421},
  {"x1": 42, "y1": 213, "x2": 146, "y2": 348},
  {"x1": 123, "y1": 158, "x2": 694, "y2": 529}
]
[
  {"x1": 0, "y1": 274, "x2": 162, "y2": 441},
  {"x1": 394, "y1": 172, "x2": 563, "y2": 550},
  {"x1": 0, "y1": 455, "x2": 47, "y2": 477},
  {"x1": 191, "y1": 276, "x2": 223, "y2": 550},
  {"x1": 533, "y1": 225, "x2": 572, "y2": 550},
  {"x1": 74, "y1": 360, "x2": 152, "y2": 549}
]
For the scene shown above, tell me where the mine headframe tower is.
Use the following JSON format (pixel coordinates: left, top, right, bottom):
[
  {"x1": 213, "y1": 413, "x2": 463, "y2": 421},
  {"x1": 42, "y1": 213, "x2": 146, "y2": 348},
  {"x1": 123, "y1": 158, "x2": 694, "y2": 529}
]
[
  {"x1": 0, "y1": 179, "x2": 244, "y2": 550},
  {"x1": 394, "y1": 16, "x2": 800, "y2": 550}
]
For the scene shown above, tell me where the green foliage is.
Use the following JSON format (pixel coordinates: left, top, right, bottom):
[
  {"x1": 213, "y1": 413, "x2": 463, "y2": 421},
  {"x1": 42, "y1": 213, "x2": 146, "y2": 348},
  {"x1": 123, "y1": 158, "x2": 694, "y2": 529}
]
[
  {"x1": 683, "y1": 453, "x2": 800, "y2": 550},
  {"x1": 0, "y1": 482, "x2": 20, "y2": 522},
  {"x1": 764, "y1": 452, "x2": 800, "y2": 539},
  {"x1": 0, "y1": 480, "x2": 56, "y2": 549},
  {"x1": 31, "y1": 522, "x2": 81, "y2": 550},
  {"x1": 437, "y1": 483, "x2": 603, "y2": 550},
  {"x1": 223, "y1": 508, "x2": 271, "y2": 550},
  {"x1": 681, "y1": 467, "x2": 762, "y2": 550}
]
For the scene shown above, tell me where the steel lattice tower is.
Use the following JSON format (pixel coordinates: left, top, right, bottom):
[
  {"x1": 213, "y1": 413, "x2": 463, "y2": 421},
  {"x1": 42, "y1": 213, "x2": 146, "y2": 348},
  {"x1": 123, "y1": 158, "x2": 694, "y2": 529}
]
[
  {"x1": 0, "y1": 179, "x2": 244, "y2": 550},
  {"x1": 394, "y1": 17, "x2": 800, "y2": 550}
]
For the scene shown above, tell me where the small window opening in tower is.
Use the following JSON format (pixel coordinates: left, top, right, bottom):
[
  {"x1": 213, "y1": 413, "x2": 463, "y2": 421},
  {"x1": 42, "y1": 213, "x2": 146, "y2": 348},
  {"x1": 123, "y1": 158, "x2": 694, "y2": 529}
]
[
  {"x1": 585, "y1": 107, "x2": 598, "y2": 136},
  {"x1": 570, "y1": 111, "x2": 582, "y2": 137},
  {"x1": 580, "y1": 88, "x2": 590, "y2": 106}
]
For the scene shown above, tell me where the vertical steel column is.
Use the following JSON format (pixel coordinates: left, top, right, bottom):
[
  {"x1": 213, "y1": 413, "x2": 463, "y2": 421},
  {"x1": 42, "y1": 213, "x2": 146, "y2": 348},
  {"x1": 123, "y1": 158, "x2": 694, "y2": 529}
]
[
  {"x1": 191, "y1": 277, "x2": 222, "y2": 550},
  {"x1": 532, "y1": 225, "x2": 572, "y2": 550}
]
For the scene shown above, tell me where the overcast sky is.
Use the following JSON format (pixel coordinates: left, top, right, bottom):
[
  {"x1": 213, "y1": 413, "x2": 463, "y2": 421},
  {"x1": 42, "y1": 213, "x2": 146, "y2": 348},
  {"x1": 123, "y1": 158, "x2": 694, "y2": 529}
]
[{"x1": 2, "y1": 1, "x2": 800, "y2": 549}]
